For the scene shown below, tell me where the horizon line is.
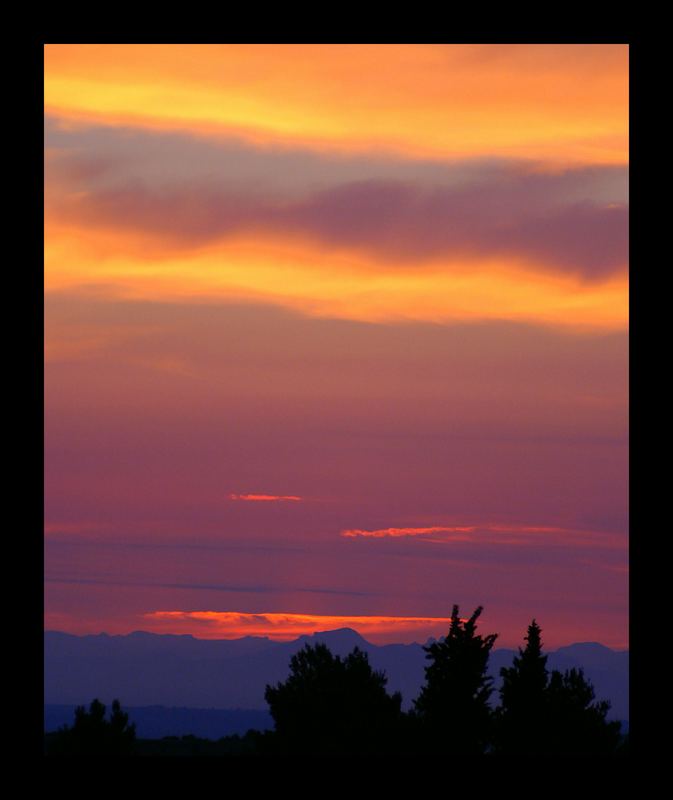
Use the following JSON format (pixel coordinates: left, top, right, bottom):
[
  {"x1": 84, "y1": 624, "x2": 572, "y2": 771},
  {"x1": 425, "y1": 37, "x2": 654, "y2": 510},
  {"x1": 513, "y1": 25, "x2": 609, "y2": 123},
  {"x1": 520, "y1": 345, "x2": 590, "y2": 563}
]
[{"x1": 43, "y1": 626, "x2": 629, "y2": 653}]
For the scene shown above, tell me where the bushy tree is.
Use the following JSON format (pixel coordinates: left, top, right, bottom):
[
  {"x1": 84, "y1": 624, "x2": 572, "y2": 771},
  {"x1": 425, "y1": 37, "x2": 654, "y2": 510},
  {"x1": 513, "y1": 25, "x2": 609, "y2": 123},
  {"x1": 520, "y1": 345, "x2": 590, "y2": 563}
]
[
  {"x1": 264, "y1": 643, "x2": 403, "y2": 754},
  {"x1": 413, "y1": 605, "x2": 498, "y2": 754},
  {"x1": 545, "y1": 667, "x2": 622, "y2": 754}
]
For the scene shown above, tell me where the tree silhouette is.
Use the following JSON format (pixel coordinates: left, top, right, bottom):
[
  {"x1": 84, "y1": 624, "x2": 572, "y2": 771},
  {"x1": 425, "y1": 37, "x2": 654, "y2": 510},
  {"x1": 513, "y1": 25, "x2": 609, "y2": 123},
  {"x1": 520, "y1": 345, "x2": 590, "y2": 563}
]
[
  {"x1": 496, "y1": 618, "x2": 549, "y2": 753},
  {"x1": 413, "y1": 605, "x2": 498, "y2": 754},
  {"x1": 495, "y1": 620, "x2": 622, "y2": 754},
  {"x1": 46, "y1": 698, "x2": 136, "y2": 755},
  {"x1": 264, "y1": 642, "x2": 403, "y2": 754},
  {"x1": 545, "y1": 667, "x2": 622, "y2": 754}
]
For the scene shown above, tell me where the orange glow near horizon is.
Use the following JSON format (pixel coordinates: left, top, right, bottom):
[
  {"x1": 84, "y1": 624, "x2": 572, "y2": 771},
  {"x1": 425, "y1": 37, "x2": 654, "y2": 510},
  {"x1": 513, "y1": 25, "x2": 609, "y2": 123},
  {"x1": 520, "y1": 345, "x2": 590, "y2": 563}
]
[
  {"x1": 43, "y1": 608, "x2": 629, "y2": 650},
  {"x1": 142, "y1": 610, "x2": 458, "y2": 642}
]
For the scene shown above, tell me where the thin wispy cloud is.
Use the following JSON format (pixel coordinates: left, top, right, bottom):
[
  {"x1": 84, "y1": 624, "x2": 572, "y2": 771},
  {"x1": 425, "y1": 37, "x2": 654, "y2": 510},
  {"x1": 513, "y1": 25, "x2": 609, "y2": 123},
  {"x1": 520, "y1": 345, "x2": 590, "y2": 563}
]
[
  {"x1": 342, "y1": 525, "x2": 477, "y2": 539},
  {"x1": 45, "y1": 575, "x2": 372, "y2": 596},
  {"x1": 341, "y1": 523, "x2": 626, "y2": 550},
  {"x1": 229, "y1": 493, "x2": 302, "y2": 502}
]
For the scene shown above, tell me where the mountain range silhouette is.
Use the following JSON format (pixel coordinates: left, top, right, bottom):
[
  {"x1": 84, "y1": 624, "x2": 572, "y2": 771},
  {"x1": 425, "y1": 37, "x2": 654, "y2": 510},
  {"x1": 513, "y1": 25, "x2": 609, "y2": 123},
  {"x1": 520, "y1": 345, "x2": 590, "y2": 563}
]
[{"x1": 45, "y1": 627, "x2": 628, "y2": 738}]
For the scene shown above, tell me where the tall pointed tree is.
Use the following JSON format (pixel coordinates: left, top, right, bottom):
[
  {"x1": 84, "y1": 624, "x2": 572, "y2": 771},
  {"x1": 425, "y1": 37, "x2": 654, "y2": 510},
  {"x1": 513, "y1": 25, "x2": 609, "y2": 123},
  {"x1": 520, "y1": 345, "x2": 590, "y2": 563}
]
[
  {"x1": 496, "y1": 618, "x2": 550, "y2": 753},
  {"x1": 496, "y1": 620, "x2": 622, "y2": 754},
  {"x1": 413, "y1": 605, "x2": 498, "y2": 754}
]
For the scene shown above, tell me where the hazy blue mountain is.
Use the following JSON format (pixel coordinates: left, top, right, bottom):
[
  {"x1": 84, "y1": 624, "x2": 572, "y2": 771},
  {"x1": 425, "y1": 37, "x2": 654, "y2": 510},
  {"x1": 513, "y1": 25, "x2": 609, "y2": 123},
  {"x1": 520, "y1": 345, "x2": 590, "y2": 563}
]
[{"x1": 44, "y1": 628, "x2": 628, "y2": 723}]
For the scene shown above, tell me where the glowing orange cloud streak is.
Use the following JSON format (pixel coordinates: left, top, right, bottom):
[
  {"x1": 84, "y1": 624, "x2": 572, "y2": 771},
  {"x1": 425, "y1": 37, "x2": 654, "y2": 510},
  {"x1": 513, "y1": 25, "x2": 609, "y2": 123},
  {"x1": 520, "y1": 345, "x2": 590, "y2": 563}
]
[
  {"x1": 341, "y1": 524, "x2": 626, "y2": 549},
  {"x1": 44, "y1": 44, "x2": 628, "y2": 165},
  {"x1": 229, "y1": 494, "x2": 302, "y2": 502},
  {"x1": 143, "y1": 610, "x2": 458, "y2": 641},
  {"x1": 44, "y1": 224, "x2": 628, "y2": 331},
  {"x1": 342, "y1": 526, "x2": 478, "y2": 538}
]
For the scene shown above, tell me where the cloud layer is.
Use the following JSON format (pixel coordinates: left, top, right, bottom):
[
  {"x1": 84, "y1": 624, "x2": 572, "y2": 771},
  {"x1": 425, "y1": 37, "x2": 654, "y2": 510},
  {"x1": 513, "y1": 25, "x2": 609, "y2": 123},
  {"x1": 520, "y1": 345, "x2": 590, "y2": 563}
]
[
  {"x1": 45, "y1": 44, "x2": 628, "y2": 164},
  {"x1": 48, "y1": 173, "x2": 628, "y2": 278},
  {"x1": 44, "y1": 46, "x2": 629, "y2": 649},
  {"x1": 46, "y1": 117, "x2": 628, "y2": 280},
  {"x1": 45, "y1": 106, "x2": 628, "y2": 331}
]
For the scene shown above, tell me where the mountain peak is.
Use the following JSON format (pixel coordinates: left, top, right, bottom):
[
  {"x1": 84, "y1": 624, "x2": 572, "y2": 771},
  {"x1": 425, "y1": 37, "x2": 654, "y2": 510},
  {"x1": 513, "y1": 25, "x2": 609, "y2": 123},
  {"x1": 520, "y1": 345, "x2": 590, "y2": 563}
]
[
  {"x1": 301, "y1": 627, "x2": 370, "y2": 647},
  {"x1": 555, "y1": 641, "x2": 615, "y2": 655},
  {"x1": 126, "y1": 630, "x2": 195, "y2": 640}
]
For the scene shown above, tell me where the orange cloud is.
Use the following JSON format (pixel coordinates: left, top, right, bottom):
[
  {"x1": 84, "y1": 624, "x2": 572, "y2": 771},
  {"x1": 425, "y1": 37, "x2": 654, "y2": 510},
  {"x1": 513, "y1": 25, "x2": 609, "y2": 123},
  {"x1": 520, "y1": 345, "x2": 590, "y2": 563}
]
[
  {"x1": 342, "y1": 526, "x2": 477, "y2": 539},
  {"x1": 229, "y1": 494, "x2": 302, "y2": 502},
  {"x1": 143, "y1": 610, "x2": 457, "y2": 642},
  {"x1": 44, "y1": 46, "x2": 628, "y2": 333},
  {"x1": 44, "y1": 44, "x2": 628, "y2": 165},
  {"x1": 44, "y1": 223, "x2": 628, "y2": 331},
  {"x1": 341, "y1": 524, "x2": 626, "y2": 549}
]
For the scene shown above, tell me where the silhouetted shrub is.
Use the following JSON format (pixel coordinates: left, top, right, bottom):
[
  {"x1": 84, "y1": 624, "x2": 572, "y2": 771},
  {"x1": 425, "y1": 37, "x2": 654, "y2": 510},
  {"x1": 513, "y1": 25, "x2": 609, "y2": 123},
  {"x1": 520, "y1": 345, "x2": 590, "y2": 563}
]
[
  {"x1": 265, "y1": 642, "x2": 403, "y2": 754},
  {"x1": 45, "y1": 698, "x2": 136, "y2": 755},
  {"x1": 545, "y1": 666, "x2": 622, "y2": 754}
]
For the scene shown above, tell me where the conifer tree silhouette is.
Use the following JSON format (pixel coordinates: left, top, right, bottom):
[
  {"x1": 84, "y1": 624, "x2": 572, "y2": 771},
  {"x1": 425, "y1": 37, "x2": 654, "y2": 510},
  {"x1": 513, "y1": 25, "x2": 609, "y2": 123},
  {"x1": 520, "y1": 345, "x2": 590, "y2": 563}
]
[
  {"x1": 496, "y1": 620, "x2": 622, "y2": 754},
  {"x1": 496, "y1": 618, "x2": 549, "y2": 753},
  {"x1": 413, "y1": 605, "x2": 497, "y2": 754}
]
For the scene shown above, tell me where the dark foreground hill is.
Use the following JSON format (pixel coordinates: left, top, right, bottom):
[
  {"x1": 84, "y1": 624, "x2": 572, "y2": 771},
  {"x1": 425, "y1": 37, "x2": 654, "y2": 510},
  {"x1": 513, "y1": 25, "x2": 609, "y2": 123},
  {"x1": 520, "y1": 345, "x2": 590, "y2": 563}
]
[
  {"x1": 45, "y1": 627, "x2": 628, "y2": 736},
  {"x1": 45, "y1": 704, "x2": 273, "y2": 739}
]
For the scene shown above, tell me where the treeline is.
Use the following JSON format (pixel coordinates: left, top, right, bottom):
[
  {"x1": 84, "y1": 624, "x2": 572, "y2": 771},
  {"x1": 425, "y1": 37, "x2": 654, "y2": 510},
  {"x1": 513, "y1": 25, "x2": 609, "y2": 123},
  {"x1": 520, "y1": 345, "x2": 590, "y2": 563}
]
[{"x1": 44, "y1": 607, "x2": 627, "y2": 756}]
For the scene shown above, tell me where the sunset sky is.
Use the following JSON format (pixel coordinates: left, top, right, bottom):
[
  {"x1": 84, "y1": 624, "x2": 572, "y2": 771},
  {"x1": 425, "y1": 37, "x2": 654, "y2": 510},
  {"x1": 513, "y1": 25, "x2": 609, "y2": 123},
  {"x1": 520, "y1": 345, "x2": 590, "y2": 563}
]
[{"x1": 44, "y1": 44, "x2": 628, "y2": 648}]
